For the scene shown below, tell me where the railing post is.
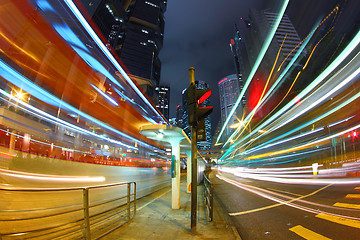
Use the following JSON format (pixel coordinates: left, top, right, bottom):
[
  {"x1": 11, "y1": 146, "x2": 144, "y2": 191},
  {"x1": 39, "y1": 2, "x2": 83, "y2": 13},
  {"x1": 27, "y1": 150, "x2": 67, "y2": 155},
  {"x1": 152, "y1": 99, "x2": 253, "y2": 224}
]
[
  {"x1": 204, "y1": 175, "x2": 213, "y2": 222},
  {"x1": 133, "y1": 182, "x2": 137, "y2": 217},
  {"x1": 83, "y1": 188, "x2": 91, "y2": 240},
  {"x1": 209, "y1": 183, "x2": 213, "y2": 221},
  {"x1": 127, "y1": 183, "x2": 131, "y2": 222}
]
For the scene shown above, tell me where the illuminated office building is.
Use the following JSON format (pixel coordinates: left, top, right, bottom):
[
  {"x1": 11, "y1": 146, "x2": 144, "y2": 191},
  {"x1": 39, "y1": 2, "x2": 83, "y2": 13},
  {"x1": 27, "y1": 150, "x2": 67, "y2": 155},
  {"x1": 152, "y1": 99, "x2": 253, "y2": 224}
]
[
  {"x1": 155, "y1": 84, "x2": 170, "y2": 120},
  {"x1": 263, "y1": 11, "x2": 301, "y2": 66},
  {"x1": 175, "y1": 105, "x2": 183, "y2": 127},
  {"x1": 79, "y1": 0, "x2": 167, "y2": 102},
  {"x1": 235, "y1": 9, "x2": 301, "y2": 122},
  {"x1": 169, "y1": 117, "x2": 176, "y2": 126},
  {"x1": 238, "y1": 9, "x2": 301, "y2": 81},
  {"x1": 218, "y1": 74, "x2": 241, "y2": 136},
  {"x1": 181, "y1": 80, "x2": 212, "y2": 150}
]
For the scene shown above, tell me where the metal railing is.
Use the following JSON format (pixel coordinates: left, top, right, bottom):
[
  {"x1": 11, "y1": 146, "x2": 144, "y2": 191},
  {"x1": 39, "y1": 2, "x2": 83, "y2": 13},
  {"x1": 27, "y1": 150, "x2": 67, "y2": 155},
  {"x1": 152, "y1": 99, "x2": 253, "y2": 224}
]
[
  {"x1": 203, "y1": 174, "x2": 213, "y2": 222},
  {"x1": 0, "y1": 182, "x2": 136, "y2": 239}
]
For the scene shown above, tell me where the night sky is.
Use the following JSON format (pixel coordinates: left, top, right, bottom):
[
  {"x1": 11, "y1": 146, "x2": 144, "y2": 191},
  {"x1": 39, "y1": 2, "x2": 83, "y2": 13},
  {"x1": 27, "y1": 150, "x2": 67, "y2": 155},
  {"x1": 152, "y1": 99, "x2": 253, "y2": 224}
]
[
  {"x1": 160, "y1": 0, "x2": 272, "y2": 129},
  {"x1": 159, "y1": 0, "x2": 359, "y2": 132}
]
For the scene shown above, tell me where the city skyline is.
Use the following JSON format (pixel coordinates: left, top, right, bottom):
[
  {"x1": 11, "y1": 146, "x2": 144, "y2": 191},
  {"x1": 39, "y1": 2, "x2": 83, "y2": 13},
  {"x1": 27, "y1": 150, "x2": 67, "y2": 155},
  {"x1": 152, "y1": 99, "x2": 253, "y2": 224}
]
[
  {"x1": 160, "y1": 0, "x2": 274, "y2": 127},
  {"x1": 159, "y1": 0, "x2": 348, "y2": 129}
]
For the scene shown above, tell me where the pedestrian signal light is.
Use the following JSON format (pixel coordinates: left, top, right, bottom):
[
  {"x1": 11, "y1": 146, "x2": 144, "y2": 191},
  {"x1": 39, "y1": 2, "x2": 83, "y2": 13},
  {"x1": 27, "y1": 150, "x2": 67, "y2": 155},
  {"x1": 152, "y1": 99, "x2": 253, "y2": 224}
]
[{"x1": 187, "y1": 84, "x2": 213, "y2": 141}]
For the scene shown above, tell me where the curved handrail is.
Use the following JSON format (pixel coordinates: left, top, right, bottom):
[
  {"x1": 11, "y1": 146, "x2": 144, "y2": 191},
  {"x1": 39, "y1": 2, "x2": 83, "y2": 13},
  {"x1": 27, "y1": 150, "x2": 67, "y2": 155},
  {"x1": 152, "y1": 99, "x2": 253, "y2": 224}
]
[{"x1": 0, "y1": 181, "x2": 137, "y2": 240}]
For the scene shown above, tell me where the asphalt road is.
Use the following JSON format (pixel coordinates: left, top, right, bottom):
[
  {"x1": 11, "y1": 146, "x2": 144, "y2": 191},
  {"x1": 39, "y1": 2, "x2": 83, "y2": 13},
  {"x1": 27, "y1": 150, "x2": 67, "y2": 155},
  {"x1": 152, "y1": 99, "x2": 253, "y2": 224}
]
[{"x1": 211, "y1": 171, "x2": 360, "y2": 240}]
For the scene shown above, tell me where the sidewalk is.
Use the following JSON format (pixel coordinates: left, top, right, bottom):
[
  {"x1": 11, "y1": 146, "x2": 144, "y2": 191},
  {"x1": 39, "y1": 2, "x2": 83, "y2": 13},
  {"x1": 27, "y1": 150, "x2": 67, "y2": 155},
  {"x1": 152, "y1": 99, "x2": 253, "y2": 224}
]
[{"x1": 101, "y1": 179, "x2": 241, "y2": 240}]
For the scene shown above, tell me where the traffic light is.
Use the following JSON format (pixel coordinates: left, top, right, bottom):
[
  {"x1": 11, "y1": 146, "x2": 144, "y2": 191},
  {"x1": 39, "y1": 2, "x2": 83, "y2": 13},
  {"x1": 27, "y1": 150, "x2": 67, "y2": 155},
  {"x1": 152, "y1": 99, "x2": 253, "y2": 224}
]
[{"x1": 187, "y1": 83, "x2": 213, "y2": 141}]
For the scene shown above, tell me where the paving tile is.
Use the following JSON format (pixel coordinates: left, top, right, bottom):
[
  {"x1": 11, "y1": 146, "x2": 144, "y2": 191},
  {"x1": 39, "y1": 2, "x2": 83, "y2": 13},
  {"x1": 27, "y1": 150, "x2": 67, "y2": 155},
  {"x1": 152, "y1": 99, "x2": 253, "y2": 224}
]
[{"x1": 101, "y1": 180, "x2": 241, "y2": 240}]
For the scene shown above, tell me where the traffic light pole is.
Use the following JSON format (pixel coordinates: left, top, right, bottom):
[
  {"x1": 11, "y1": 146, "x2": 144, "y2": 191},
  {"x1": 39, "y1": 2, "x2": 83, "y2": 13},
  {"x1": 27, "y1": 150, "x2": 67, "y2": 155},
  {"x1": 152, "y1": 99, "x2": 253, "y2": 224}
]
[
  {"x1": 188, "y1": 67, "x2": 212, "y2": 232},
  {"x1": 189, "y1": 67, "x2": 197, "y2": 232},
  {"x1": 190, "y1": 124, "x2": 197, "y2": 232}
]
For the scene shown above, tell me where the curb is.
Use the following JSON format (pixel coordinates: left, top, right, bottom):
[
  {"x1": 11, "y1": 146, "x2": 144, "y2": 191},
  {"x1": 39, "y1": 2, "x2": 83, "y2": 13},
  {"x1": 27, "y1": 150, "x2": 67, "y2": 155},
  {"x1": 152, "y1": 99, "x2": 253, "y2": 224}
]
[{"x1": 209, "y1": 172, "x2": 242, "y2": 240}]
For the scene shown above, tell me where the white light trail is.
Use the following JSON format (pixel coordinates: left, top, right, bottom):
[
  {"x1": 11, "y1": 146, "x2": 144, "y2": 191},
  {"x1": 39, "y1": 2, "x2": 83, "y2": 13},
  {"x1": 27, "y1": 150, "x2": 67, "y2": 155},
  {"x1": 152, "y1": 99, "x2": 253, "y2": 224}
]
[
  {"x1": 62, "y1": 0, "x2": 166, "y2": 123},
  {"x1": 0, "y1": 89, "x2": 138, "y2": 150},
  {"x1": 271, "y1": 51, "x2": 360, "y2": 133},
  {"x1": 217, "y1": 174, "x2": 360, "y2": 222},
  {"x1": 216, "y1": 0, "x2": 289, "y2": 144},
  {"x1": 220, "y1": 30, "x2": 360, "y2": 161},
  {"x1": 91, "y1": 84, "x2": 119, "y2": 106},
  {"x1": 0, "y1": 169, "x2": 105, "y2": 183},
  {"x1": 223, "y1": 22, "x2": 317, "y2": 147},
  {"x1": 218, "y1": 163, "x2": 360, "y2": 184}
]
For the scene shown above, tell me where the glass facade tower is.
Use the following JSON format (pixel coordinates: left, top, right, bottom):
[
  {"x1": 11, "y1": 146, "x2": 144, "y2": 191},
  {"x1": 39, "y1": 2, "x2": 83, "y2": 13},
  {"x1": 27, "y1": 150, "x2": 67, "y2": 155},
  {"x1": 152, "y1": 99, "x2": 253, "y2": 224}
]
[
  {"x1": 155, "y1": 84, "x2": 170, "y2": 120},
  {"x1": 181, "y1": 80, "x2": 212, "y2": 151},
  {"x1": 218, "y1": 74, "x2": 241, "y2": 136},
  {"x1": 79, "y1": 0, "x2": 167, "y2": 102}
]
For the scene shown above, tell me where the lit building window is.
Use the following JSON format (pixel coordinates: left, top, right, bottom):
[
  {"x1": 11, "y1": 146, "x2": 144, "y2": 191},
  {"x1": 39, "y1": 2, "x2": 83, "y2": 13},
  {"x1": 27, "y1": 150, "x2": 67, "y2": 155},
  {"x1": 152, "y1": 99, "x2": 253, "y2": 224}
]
[
  {"x1": 145, "y1": 1, "x2": 159, "y2": 8},
  {"x1": 105, "y1": 4, "x2": 123, "y2": 22}
]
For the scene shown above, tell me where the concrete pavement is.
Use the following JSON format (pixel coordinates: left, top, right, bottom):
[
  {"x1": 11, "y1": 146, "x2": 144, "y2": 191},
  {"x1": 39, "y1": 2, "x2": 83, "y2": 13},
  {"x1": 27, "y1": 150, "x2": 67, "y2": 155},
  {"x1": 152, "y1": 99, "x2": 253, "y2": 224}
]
[{"x1": 101, "y1": 178, "x2": 241, "y2": 240}]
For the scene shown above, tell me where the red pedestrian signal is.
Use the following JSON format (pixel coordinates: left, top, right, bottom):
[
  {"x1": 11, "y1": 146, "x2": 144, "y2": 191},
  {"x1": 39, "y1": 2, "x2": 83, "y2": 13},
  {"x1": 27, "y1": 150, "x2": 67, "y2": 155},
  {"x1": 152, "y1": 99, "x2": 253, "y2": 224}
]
[
  {"x1": 187, "y1": 84, "x2": 213, "y2": 141},
  {"x1": 197, "y1": 89, "x2": 212, "y2": 104}
]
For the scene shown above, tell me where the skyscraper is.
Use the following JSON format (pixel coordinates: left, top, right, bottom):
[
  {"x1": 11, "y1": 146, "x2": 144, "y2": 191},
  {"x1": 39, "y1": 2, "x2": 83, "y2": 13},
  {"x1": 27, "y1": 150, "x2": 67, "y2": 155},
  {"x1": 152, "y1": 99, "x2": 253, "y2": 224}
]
[
  {"x1": 236, "y1": 8, "x2": 302, "y2": 122},
  {"x1": 78, "y1": 0, "x2": 167, "y2": 102},
  {"x1": 169, "y1": 117, "x2": 176, "y2": 126},
  {"x1": 218, "y1": 74, "x2": 241, "y2": 136},
  {"x1": 239, "y1": 9, "x2": 301, "y2": 80},
  {"x1": 175, "y1": 105, "x2": 183, "y2": 127},
  {"x1": 230, "y1": 24, "x2": 243, "y2": 86},
  {"x1": 155, "y1": 84, "x2": 170, "y2": 120},
  {"x1": 263, "y1": 11, "x2": 301, "y2": 67},
  {"x1": 181, "y1": 80, "x2": 212, "y2": 151}
]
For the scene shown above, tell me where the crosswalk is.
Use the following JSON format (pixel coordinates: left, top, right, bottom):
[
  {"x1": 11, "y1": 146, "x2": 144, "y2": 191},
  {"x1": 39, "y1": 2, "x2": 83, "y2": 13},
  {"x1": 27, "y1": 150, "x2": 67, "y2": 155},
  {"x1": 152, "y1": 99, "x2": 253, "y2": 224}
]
[
  {"x1": 289, "y1": 225, "x2": 331, "y2": 240},
  {"x1": 333, "y1": 202, "x2": 360, "y2": 209},
  {"x1": 290, "y1": 186, "x2": 360, "y2": 239}
]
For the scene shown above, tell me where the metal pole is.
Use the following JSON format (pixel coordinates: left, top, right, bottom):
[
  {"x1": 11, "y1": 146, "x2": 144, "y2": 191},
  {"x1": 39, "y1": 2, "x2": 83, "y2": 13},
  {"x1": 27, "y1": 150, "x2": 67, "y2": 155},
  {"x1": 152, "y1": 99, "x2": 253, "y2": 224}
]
[
  {"x1": 186, "y1": 150, "x2": 192, "y2": 193},
  {"x1": 127, "y1": 183, "x2": 131, "y2": 222},
  {"x1": 83, "y1": 188, "x2": 91, "y2": 240},
  {"x1": 191, "y1": 126, "x2": 197, "y2": 232},
  {"x1": 189, "y1": 67, "x2": 197, "y2": 232},
  {"x1": 134, "y1": 182, "x2": 137, "y2": 217},
  {"x1": 209, "y1": 183, "x2": 213, "y2": 221}
]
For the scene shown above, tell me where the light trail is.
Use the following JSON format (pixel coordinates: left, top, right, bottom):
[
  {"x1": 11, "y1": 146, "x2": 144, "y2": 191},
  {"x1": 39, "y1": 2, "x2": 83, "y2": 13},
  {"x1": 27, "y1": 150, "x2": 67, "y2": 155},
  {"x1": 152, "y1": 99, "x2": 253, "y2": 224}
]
[
  {"x1": 245, "y1": 25, "x2": 335, "y2": 142},
  {"x1": 0, "y1": 87, "x2": 139, "y2": 150},
  {"x1": 0, "y1": 31, "x2": 41, "y2": 63},
  {"x1": 91, "y1": 84, "x2": 119, "y2": 106},
  {"x1": 241, "y1": 128, "x2": 324, "y2": 156},
  {"x1": 224, "y1": 21, "x2": 318, "y2": 148},
  {"x1": 60, "y1": 0, "x2": 166, "y2": 123},
  {"x1": 277, "y1": 5, "x2": 339, "y2": 72},
  {"x1": 220, "y1": 29, "x2": 360, "y2": 161},
  {"x1": 0, "y1": 169, "x2": 105, "y2": 183},
  {"x1": 235, "y1": 116, "x2": 353, "y2": 159},
  {"x1": 224, "y1": 33, "x2": 289, "y2": 147},
  {"x1": 0, "y1": 150, "x2": 16, "y2": 160},
  {"x1": 34, "y1": 0, "x2": 161, "y2": 125},
  {"x1": 216, "y1": 0, "x2": 289, "y2": 144},
  {"x1": 243, "y1": 122, "x2": 360, "y2": 161},
  {"x1": 218, "y1": 162, "x2": 360, "y2": 177},
  {"x1": 219, "y1": 164, "x2": 360, "y2": 184},
  {"x1": 270, "y1": 51, "x2": 360, "y2": 133},
  {"x1": 230, "y1": 97, "x2": 357, "y2": 162},
  {"x1": 0, "y1": 128, "x2": 86, "y2": 155},
  {"x1": 217, "y1": 175, "x2": 360, "y2": 222},
  {"x1": 227, "y1": 14, "x2": 335, "y2": 153},
  {"x1": 240, "y1": 147, "x2": 328, "y2": 166},
  {"x1": 219, "y1": 165, "x2": 317, "y2": 175}
]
